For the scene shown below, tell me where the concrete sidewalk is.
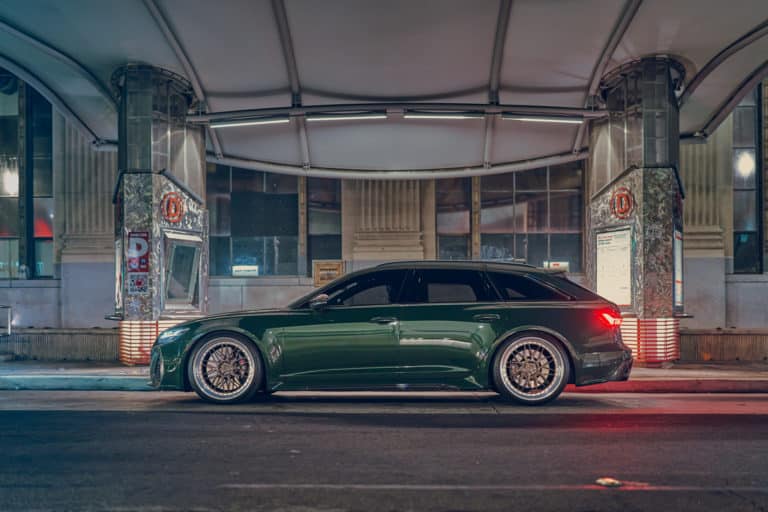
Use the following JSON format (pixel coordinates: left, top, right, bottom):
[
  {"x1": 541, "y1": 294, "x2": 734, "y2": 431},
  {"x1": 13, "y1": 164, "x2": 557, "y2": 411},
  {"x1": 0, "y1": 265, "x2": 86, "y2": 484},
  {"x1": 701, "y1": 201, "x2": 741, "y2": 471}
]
[{"x1": 1, "y1": 360, "x2": 768, "y2": 393}]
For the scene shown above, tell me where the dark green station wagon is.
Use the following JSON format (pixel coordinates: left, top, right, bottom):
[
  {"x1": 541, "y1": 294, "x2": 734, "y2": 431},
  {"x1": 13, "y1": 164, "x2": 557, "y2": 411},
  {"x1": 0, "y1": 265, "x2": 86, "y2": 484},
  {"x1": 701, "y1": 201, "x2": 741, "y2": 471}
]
[{"x1": 150, "y1": 261, "x2": 632, "y2": 405}]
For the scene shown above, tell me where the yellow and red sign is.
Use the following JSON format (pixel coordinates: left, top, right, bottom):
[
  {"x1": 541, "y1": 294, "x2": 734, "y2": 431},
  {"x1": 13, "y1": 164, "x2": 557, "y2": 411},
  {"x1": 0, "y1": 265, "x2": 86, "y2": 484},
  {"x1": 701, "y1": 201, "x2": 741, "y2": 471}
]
[
  {"x1": 610, "y1": 187, "x2": 634, "y2": 219},
  {"x1": 161, "y1": 192, "x2": 185, "y2": 223}
]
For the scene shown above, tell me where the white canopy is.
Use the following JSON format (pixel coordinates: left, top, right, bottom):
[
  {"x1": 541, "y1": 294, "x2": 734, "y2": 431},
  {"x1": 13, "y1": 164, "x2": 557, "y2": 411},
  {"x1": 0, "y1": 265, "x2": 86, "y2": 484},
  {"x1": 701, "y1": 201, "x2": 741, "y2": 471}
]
[{"x1": 1, "y1": 0, "x2": 766, "y2": 177}]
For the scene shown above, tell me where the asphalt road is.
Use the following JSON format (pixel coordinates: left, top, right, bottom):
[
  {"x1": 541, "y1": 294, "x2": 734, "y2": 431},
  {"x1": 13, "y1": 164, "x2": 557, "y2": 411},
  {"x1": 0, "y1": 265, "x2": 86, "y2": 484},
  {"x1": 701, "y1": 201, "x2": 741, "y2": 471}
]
[{"x1": 1, "y1": 391, "x2": 767, "y2": 512}]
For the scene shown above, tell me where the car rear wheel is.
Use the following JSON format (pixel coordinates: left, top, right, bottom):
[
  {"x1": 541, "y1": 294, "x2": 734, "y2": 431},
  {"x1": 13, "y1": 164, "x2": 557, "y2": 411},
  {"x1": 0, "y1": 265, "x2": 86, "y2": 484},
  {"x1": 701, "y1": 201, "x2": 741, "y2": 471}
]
[
  {"x1": 492, "y1": 333, "x2": 569, "y2": 405},
  {"x1": 188, "y1": 334, "x2": 263, "y2": 404}
]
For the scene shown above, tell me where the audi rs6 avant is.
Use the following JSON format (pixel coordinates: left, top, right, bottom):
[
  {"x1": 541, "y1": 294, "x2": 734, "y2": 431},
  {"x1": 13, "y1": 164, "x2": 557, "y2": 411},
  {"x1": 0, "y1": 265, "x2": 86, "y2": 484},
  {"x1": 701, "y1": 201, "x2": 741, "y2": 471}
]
[{"x1": 150, "y1": 261, "x2": 632, "y2": 405}]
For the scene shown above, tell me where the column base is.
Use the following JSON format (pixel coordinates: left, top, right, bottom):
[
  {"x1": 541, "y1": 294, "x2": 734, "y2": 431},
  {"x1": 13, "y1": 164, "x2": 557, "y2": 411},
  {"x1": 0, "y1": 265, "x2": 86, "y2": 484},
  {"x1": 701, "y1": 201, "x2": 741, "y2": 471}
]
[
  {"x1": 118, "y1": 320, "x2": 181, "y2": 365},
  {"x1": 621, "y1": 318, "x2": 680, "y2": 366}
]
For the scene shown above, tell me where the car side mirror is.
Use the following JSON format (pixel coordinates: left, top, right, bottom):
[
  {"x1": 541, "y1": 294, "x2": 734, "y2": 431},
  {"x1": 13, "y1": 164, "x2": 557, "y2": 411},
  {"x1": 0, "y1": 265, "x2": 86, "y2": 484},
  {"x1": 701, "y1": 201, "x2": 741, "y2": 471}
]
[{"x1": 309, "y1": 294, "x2": 329, "y2": 311}]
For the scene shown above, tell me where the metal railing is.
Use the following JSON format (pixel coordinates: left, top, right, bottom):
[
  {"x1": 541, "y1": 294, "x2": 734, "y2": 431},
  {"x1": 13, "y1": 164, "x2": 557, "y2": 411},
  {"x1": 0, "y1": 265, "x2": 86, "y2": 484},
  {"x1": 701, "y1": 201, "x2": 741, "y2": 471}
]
[{"x1": 0, "y1": 305, "x2": 11, "y2": 336}]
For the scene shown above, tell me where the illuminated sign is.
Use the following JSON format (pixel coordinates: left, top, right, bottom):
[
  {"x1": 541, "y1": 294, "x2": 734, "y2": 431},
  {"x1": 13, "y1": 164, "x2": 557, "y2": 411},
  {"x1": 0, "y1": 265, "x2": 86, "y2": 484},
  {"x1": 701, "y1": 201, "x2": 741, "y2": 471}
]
[{"x1": 596, "y1": 227, "x2": 632, "y2": 306}]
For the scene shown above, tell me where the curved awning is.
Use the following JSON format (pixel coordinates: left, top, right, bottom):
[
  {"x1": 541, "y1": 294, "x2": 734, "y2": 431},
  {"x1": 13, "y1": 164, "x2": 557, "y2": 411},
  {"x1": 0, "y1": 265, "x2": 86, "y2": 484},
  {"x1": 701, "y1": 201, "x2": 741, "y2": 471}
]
[{"x1": 1, "y1": 0, "x2": 767, "y2": 177}]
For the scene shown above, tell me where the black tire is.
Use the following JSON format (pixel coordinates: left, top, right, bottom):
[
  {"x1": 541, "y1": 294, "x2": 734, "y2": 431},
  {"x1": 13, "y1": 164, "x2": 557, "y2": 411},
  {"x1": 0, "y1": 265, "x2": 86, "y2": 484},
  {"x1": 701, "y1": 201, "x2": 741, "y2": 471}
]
[
  {"x1": 492, "y1": 333, "x2": 570, "y2": 405},
  {"x1": 187, "y1": 333, "x2": 263, "y2": 404}
]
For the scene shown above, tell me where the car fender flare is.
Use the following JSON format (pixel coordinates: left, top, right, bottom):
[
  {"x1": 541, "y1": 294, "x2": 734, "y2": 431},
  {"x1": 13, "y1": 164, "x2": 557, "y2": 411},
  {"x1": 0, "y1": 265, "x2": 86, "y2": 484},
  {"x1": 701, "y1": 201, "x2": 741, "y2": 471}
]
[
  {"x1": 486, "y1": 325, "x2": 576, "y2": 386},
  {"x1": 181, "y1": 328, "x2": 268, "y2": 392}
]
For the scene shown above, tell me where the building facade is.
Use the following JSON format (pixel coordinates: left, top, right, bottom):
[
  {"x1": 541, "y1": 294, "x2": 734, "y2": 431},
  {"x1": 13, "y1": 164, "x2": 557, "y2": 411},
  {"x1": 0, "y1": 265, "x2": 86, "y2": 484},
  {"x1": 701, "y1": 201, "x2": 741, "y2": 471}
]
[{"x1": 0, "y1": 67, "x2": 766, "y2": 361}]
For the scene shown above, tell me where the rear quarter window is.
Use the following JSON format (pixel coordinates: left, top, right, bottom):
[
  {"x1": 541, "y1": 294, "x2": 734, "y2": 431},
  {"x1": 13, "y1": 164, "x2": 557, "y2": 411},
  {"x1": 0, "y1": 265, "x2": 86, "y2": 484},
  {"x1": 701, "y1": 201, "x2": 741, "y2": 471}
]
[
  {"x1": 538, "y1": 274, "x2": 602, "y2": 301},
  {"x1": 487, "y1": 272, "x2": 567, "y2": 301}
]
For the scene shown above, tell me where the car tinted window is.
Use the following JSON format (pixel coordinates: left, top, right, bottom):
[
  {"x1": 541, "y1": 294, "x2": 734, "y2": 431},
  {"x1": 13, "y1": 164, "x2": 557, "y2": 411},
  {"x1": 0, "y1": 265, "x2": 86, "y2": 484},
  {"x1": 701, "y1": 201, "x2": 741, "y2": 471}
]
[
  {"x1": 402, "y1": 269, "x2": 492, "y2": 304},
  {"x1": 540, "y1": 274, "x2": 601, "y2": 300},
  {"x1": 487, "y1": 272, "x2": 566, "y2": 301},
  {"x1": 325, "y1": 269, "x2": 407, "y2": 306}
]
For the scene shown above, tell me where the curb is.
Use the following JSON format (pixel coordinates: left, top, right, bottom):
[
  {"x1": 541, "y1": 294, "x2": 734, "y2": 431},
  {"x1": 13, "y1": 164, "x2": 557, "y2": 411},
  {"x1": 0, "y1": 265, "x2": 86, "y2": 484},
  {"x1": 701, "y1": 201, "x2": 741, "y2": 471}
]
[
  {"x1": 0, "y1": 375, "x2": 154, "y2": 392},
  {"x1": 1, "y1": 376, "x2": 767, "y2": 393},
  {"x1": 566, "y1": 380, "x2": 768, "y2": 394}
]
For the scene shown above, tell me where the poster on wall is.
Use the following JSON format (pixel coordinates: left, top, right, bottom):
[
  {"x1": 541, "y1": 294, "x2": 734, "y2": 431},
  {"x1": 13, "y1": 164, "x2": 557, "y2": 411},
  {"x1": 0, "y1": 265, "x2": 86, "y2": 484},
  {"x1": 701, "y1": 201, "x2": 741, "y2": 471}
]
[
  {"x1": 127, "y1": 231, "x2": 150, "y2": 272},
  {"x1": 313, "y1": 260, "x2": 344, "y2": 287},
  {"x1": 674, "y1": 229, "x2": 683, "y2": 308},
  {"x1": 596, "y1": 227, "x2": 632, "y2": 307},
  {"x1": 127, "y1": 272, "x2": 149, "y2": 295}
]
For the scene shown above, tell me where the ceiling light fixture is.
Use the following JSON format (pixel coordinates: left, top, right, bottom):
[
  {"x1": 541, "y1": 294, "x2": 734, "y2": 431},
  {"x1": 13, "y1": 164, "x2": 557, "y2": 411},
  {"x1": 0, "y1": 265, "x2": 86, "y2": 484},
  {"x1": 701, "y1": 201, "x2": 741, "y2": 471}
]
[
  {"x1": 306, "y1": 114, "x2": 387, "y2": 122},
  {"x1": 210, "y1": 118, "x2": 290, "y2": 128},
  {"x1": 502, "y1": 115, "x2": 583, "y2": 124},
  {"x1": 404, "y1": 112, "x2": 483, "y2": 120}
]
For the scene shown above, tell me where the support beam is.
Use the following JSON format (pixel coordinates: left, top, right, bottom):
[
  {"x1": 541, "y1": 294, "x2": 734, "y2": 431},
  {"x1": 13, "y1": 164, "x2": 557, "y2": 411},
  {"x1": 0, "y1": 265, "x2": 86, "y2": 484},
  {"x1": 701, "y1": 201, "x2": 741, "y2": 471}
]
[
  {"x1": 680, "y1": 18, "x2": 768, "y2": 106},
  {"x1": 211, "y1": 149, "x2": 588, "y2": 181},
  {"x1": 142, "y1": 0, "x2": 223, "y2": 158},
  {"x1": 572, "y1": 0, "x2": 642, "y2": 153},
  {"x1": 483, "y1": 0, "x2": 512, "y2": 170},
  {"x1": 271, "y1": 0, "x2": 311, "y2": 168},
  {"x1": 189, "y1": 103, "x2": 606, "y2": 123}
]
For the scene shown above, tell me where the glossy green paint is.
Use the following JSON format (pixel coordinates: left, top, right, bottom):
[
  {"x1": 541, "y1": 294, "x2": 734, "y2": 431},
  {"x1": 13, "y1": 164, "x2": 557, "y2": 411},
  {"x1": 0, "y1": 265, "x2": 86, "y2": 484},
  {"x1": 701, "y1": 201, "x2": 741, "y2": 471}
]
[{"x1": 153, "y1": 299, "x2": 631, "y2": 393}]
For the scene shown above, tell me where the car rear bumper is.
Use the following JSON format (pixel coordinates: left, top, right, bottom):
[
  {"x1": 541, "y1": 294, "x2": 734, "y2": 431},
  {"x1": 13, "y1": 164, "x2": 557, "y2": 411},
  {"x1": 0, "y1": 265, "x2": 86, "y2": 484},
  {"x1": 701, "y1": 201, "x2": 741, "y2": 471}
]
[{"x1": 575, "y1": 349, "x2": 633, "y2": 386}]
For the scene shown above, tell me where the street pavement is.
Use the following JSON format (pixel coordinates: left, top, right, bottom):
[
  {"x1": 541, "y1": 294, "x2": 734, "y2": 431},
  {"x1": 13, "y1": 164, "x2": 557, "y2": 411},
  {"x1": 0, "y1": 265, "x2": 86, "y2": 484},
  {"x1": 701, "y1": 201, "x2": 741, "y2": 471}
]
[{"x1": 0, "y1": 391, "x2": 767, "y2": 511}]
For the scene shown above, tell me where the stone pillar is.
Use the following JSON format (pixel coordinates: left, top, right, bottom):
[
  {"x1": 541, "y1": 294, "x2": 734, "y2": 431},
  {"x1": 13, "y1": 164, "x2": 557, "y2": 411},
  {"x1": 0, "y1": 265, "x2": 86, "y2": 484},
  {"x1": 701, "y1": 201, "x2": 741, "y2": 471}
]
[
  {"x1": 111, "y1": 64, "x2": 207, "y2": 364},
  {"x1": 586, "y1": 57, "x2": 684, "y2": 366}
]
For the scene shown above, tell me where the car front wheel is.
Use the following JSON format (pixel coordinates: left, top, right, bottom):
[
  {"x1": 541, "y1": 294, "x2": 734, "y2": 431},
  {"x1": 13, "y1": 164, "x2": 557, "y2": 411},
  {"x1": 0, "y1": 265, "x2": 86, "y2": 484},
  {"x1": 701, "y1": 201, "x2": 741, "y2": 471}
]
[
  {"x1": 188, "y1": 334, "x2": 263, "y2": 404},
  {"x1": 492, "y1": 333, "x2": 570, "y2": 405}
]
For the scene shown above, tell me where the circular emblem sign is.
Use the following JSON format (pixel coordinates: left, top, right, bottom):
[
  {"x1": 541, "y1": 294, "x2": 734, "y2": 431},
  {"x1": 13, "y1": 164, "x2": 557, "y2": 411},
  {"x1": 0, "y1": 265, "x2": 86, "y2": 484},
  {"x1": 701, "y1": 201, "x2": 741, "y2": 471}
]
[
  {"x1": 610, "y1": 187, "x2": 634, "y2": 219},
  {"x1": 161, "y1": 192, "x2": 185, "y2": 223}
]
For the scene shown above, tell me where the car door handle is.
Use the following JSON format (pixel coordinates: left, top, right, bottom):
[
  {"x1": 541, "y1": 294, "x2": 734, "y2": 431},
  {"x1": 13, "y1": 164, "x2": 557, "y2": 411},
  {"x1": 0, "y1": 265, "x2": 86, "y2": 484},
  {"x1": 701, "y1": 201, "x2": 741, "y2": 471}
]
[
  {"x1": 473, "y1": 314, "x2": 500, "y2": 322},
  {"x1": 369, "y1": 317, "x2": 398, "y2": 324}
]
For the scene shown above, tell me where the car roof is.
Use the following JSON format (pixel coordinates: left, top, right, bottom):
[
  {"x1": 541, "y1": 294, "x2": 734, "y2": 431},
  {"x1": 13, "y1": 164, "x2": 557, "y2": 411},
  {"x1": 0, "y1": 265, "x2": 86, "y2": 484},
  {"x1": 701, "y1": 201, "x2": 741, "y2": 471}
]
[{"x1": 374, "y1": 260, "x2": 565, "y2": 275}]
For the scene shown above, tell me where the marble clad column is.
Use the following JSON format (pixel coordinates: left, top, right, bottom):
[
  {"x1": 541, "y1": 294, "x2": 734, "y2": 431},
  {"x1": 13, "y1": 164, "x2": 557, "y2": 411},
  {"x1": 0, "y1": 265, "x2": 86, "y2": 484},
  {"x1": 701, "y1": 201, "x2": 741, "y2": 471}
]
[{"x1": 586, "y1": 57, "x2": 684, "y2": 365}]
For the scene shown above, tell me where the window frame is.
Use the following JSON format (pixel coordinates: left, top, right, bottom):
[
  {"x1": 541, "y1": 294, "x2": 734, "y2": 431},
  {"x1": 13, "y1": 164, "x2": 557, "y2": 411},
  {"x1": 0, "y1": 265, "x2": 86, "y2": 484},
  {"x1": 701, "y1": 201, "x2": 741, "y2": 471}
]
[{"x1": 399, "y1": 268, "x2": 498, "y2": 305}]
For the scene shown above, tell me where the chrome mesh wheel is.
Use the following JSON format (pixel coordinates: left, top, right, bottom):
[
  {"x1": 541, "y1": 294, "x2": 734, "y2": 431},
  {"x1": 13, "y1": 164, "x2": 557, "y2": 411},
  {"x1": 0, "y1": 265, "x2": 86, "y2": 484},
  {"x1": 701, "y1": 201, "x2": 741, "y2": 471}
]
[
  {"x1": 494, "y1": 335, "x2": 568, "y2": 404},
  {"x1": 189, "y1": 336, "x2": 260, "y2": 403}
]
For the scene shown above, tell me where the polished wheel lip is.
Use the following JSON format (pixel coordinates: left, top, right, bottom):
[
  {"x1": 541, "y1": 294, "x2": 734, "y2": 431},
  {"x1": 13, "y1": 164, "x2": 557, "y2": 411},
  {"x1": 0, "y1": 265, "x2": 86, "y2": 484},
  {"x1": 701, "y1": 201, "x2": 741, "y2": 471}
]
[
  {"x1": 192, "y1": 337, "x2": 256, "y2": 401},
  {"x1": 498, "y1": 336, "x2": 565, "y2": 402}
]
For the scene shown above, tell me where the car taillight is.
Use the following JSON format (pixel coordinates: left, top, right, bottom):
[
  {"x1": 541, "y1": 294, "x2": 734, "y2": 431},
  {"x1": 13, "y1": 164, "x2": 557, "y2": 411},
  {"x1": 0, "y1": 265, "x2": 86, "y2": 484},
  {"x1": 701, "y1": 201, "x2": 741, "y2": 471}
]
[{"x1": 597, "y1": 308, "x2": 623, "y2": 328}]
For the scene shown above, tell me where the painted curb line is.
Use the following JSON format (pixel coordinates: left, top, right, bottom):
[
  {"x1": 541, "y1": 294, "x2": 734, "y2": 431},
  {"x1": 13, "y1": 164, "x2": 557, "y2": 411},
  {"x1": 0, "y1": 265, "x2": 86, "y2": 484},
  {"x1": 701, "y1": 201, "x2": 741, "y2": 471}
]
[{"x1": 0, "y1": 375, "x2": 154, "y2": 391}]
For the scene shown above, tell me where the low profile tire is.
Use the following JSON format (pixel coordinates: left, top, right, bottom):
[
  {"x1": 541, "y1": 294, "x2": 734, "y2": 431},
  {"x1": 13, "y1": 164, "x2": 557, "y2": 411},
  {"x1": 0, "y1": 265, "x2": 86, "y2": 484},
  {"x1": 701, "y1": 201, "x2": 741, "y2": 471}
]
[
  {"x1": 492, "y1": 333, "x2": 570, "y2": 406},
  {"x1": 187, "y1": 333, "x2": 263, "y2": 404}
]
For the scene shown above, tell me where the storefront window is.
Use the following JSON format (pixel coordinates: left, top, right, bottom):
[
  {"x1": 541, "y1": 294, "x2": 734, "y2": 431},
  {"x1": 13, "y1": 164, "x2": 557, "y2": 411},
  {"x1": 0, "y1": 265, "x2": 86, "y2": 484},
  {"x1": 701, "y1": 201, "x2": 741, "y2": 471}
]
[
  {"x1": 307, "y1": 177, "x2": 341, "y2": 273},
  {"x1": 732, "y1": 87, "x2": 763, "y2": 274},
  {"x1": 436, "y1": 178, "x2": 470, "y2": 259},
  {"x1": 29, "y1": 88, "x2": 53, "y2": 277},
  {"x1": 206, "y1": 164, "x2": 298, "y2": 276},
  {"x1": 0, "y1": 69, "x2": 19, "y2": 277},
  {"x1": 480, "y1": 163, "x2": 583, "y2": 272}
]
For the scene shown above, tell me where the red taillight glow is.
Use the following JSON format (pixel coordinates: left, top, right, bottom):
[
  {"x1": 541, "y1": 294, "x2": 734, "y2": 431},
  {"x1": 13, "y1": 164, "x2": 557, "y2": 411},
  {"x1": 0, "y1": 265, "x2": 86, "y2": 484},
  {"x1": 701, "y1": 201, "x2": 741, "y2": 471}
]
[{"x1": 598, "y1": 309, "x2": 623, "y2": 328}]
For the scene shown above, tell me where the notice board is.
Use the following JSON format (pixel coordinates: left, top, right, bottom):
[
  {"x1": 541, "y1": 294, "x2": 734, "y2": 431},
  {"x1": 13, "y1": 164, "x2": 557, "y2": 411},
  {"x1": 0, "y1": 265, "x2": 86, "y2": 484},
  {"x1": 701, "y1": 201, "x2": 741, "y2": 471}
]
[{"x1": 596, "y1": 227, "x2": 632, "y2": 307}]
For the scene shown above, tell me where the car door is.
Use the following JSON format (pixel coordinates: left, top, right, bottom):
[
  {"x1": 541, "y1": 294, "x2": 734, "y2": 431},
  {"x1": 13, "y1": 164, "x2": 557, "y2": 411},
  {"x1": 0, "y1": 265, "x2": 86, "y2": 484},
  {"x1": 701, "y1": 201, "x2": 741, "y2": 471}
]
[
  {"x1": 396, "y1": 268, "x2": 500, "y2": 385},
  {"x1": 279, "y1": 268, "x2": 407, "y2": 388}
]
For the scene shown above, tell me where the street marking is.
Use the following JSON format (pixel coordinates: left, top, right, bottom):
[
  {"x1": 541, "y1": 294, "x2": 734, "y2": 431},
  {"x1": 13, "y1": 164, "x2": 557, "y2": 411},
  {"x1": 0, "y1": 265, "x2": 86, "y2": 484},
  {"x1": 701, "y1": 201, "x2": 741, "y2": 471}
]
[{"x1": 220, "y1": 483, "x2": 768, "y2": 493}]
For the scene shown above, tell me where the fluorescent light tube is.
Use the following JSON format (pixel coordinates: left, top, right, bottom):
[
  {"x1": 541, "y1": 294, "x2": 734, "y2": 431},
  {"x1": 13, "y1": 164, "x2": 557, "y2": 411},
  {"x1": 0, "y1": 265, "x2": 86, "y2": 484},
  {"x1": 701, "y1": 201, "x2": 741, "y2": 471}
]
[
  {"x1": 503, "y1": 115, "x2": 583, "y2": 124},
  {"x1": 404, "y1": 113, "x2": 482, "y2": 120},
  {"x1": 306, "y1": 114, "x2": 387, "y2": 122},
  {"x1": 210, "y1": 118, "x2": 290, "y2": 128}
]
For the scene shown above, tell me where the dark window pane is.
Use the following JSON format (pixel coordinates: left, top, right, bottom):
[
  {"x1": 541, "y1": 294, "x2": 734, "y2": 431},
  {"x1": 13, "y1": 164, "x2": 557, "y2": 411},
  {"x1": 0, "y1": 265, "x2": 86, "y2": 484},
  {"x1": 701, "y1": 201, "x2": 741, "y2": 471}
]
[
  {"x1": 33, "y1": 239, "x2": 53, "y2": 277},
  {"x1": 208, "y1": 193, "x2": 231, "y2": 236},
  {"x1": 515, "y1": 191, "x2": 548, "y2": 233},
  {"x1": 231, "y1": 168, "x2": 264, "y2": 193},
  {"x1": 481, "y1": 173, "x2": 514, "y2": 234},
  {"x1": 308, "y1": 177, "x2": 340, "y2": 205},
  {"x1": 515, "y1": 167, "x2": 547, "y2": 190},
  {"x1": 733, "y1": 149, "x2": 757, "y2": 189},
  {"x1": 210, "y1": 236, "x2": 231, "y2": 276},
  {"x1": 549, "y1": 162, "x2": 583, "y2": 190},
  {"x1": 308, "y1": 234, "x2": 342, "y2": 262},
  {"x1": 30, "y1": 89, "x2": 52, "y2": 197},
  {"x1": 733, "y1": 191, "x2": 757, "y2": 231},
  {"x1": 549, "y1": 233, "x2": 582, "y2": 273},
  {"x1": 231, "y1": 191, "x2": 298, "y2": 237},
  {"x1": 232, "y1": 236, "x2": 297, "y2": 276},
  {"x1": 540, "y1": 274, "x2": 600, "y2": 300},
  {"x1": 437, "y1": 178, "x2": 470, "y2": 237},
  {"x1": 33, "y1": 198, "x2": 53, "y2": 238},
  {"x1": 481, "y1": 234, "x2": 515, "y2": 261},
  {"x1": 516, "y1": 233, "x2": 548, "y2": 267},
  {"x1": 402, "y1": 269, "x2": 490, "y2": 304},
  {"x1": 733, "y1": 107, "x2": 756, "y2": 148},
  {"x1": 487, "y1": 272, "x2": 564, "y2": 301},
  {"x1": 734, "y1": 232, "x2": 760, "y2": 273},
  {"x1": 0, "y1": 197, "x2": 19, "y2": 236},
  {"x1": 438, "y1": 235, "x2": 469, "y2": 260},
  {"x1": 325, "y1": 269, "x2": 407, "y2": 306},
  {"x1": 0, "y1": 238, "x2": 19, "y2": 278},
  {"x1": 206, "y1": 163, "x2": 230, "y2": 194},
  {"x1": 550, "y1": 191, "x2": 581, "y2": 232}
]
